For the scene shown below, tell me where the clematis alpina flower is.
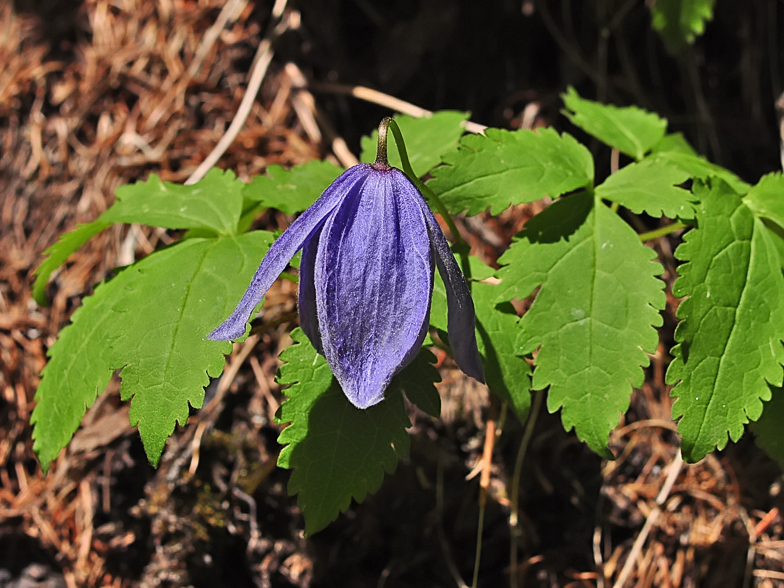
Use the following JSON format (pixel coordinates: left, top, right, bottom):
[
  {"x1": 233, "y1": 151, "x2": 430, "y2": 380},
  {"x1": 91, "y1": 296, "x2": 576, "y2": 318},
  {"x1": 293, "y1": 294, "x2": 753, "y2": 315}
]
[{"x1": 208, "y1": 147, "x2": 484, "y2": 409}]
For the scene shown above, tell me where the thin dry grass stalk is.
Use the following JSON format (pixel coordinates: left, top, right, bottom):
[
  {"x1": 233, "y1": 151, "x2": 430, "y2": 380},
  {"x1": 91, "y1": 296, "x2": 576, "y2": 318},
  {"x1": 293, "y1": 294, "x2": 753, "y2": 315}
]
[{"x1": 599, "y1": 421, "x2": 783, "y2": 588}]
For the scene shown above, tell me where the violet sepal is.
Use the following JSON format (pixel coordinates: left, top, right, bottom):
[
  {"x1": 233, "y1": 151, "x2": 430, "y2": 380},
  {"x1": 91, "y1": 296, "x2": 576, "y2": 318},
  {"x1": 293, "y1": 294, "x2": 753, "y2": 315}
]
[
  {"x1": 207, "y1": 168, "x2": 368, "y2": 341},
  {"x1": 418, "y1": 198, "x2": 485, "y2": 383}
]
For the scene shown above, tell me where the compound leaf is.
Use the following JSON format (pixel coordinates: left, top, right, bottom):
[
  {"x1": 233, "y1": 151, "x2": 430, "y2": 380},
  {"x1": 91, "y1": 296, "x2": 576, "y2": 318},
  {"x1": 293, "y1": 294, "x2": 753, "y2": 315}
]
[
  {"x1": 428, "y1": 127, "x2": 594, "y2": 216},
  {"x1": 242, "y1": 160, "x2": 344, "y2": 215},
  {"x1": 108, "y1": 168, "x2": 244, "y2": 235},
  {"x1": 562, "y1": 88, "x2": 667, "y2": 160},
  {"x1": 651, "y1": 0, "x2": 716, "y2": 54},
  {"x1": 360, "y1": 111, "x2": 469, "y2": 177},
  {"x1": 31, "y1": 232, "x2": 274, "y2": 470},
  {"x1": 667, "y1": 180, "x2": 784, "y2": 462},
  {"x1": 744, "y1": 173, "x2": 784, "y2": 232},
  {"x1": 33, "y1": 169, "x2": 246, "y2": 306},
  {"x1": 595, "y1": 158, "x2": 696, "y2": 219},
  {"x1": 276, "y1": 329, "x2": 424, "y2": 534},
  {"x1": 33, "y1": 219, "x2": 113, "y2": 306},
  {"x1": 431, "y1": 257, "x2": 532, "y2": 420},
  {"x1": 112, "y1": 233, "x2": 273, "y2": 463},
  {"x1": 32, "y1": 269, "x2": 127, "y2": 471},
  {"x1": 496, "y1": 192, "x2": 665, "y2": 457}
]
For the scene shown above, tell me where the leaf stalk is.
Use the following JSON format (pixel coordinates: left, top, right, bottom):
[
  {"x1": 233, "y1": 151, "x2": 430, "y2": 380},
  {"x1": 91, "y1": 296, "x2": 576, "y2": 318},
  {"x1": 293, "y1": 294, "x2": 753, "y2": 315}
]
[{"x1": 638, "y1": 221, "x2": 687, "y2": 241}]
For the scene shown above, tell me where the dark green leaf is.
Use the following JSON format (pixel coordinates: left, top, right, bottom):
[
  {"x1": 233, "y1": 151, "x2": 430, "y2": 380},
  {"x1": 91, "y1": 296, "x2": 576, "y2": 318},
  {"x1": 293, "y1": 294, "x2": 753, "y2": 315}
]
[
  {"x1": 473, "y1": 282, "x2": 532, "y2": 420},
  {"x1": 651, "y1": 133, "x2": 698, "y2": 156},
  {"x1": 32, "y1": 219, "x2": 112, "y2": 306},
  {"x1": 428, "y1": 127, "x2": 594, "y2": 216},
  {"x1": 276, "y1": 329, "x2": 414, "y2": 534},
  {"x1": 388, "y1": 348, "x2": 442, "y2": 418},
  {"x1": 32, "y1": 232, "x2": 274, "y2": 470},
  {"x1": 644, "y1": 151, "x2": 750, "y2": 194},
  {"x1": 595, "y1": 158, "x2": 696, "y2": 219},
  {"x1": 751, "y1": 388, "x2": 784, "y2": 469},
  {"x1": 242, "y1": 160, "x2": 344, "y2": 215},
  {"x1": 764, "y1": 221, "x2": 784, "y2": 269},
  {"x1": 743, "y1": 173, "x2": 784, "y2": 232},
  {"x1": 496, "y1": 193, "x2": 665, "y2": 457},
  {"x1": 33, "y1": 169, "x2": 247, "y2": 306},
  {"x1": 431, "y1": 257, "x2": 532, "y2": 420},
  {"x1": 667, "y1": 180, "x2": 784, "y2": 462},
  {"x1": 108, "y1": 168, "x2": 244, "y2": 235},
  {"x1": 32, "y1": 272, "x2": 123, "y2": 470},
  {"x1": 651, "y1": 0, "x2": 716, "y2": 54},
  {"x1": 562, "y1": 87, "x2": 667, "y2": 160}
]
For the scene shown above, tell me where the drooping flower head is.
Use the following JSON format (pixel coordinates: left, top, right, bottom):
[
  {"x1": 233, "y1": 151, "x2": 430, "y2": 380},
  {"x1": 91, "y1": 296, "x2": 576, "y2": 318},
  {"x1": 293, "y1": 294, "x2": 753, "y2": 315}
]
[{"x1": 209, "y1": 124, "x2": 484, "y2": 408}]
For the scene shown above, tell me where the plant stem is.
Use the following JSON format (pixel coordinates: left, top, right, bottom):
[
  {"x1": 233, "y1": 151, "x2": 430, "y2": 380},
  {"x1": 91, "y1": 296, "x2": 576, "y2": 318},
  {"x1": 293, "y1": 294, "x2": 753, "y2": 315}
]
[
  {"x1": 374, "y1": 117, "x2": 391, "y2": 170},
  {"x1": 638, "y1": 221, "x2": 687, "y2": 242},
  {"x1": 509, "y1": 389, "x2": 544, "y2": 588},
  {"x1": 473, "y1": 413, "x2": 497, "y2": 588},
  {"x1": 472, "y1": 497, "x2": 486, "y2": 588}
]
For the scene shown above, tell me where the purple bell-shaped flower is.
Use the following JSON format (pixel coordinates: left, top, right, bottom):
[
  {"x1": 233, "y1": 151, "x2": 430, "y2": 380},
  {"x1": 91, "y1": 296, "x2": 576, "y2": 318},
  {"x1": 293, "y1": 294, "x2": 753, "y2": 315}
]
[{"x1": 209, "y1": 128, "x2": 484, "y2": 409}]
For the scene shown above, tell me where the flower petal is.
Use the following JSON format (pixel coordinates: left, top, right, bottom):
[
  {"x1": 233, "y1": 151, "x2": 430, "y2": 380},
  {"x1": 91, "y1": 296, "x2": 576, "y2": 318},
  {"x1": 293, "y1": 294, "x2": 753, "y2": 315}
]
[
  {"x1": 207, "y1": 166, "x2": 370, "y2": 341},
  {"x1": 298, "y1": 225, "x2": 322, "y2": 353},
  {"x1": 418, "y1": 200, "x2": 486, "y2": 383},
  {"x1": 315, "y1": 168, "x2": 433, "y2": 409}
]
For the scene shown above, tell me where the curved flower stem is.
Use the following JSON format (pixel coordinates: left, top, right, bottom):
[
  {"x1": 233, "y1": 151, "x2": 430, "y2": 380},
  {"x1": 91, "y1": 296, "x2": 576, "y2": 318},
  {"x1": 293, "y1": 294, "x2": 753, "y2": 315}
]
[
  {"x1": 374, "y1": 118, "x2": 391, "y2": 170},
  {"x1": 377, "y1": 117, "x2": 467, "y2": 247}
]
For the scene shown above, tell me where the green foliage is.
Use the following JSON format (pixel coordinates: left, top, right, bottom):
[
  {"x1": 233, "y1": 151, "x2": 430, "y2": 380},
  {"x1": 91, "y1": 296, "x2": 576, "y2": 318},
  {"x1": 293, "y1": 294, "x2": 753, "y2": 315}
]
[
  {"x1": 428, "y1": 127, "x2": 594, "y2": 216},
  {"x1": 746, "y1": 175, "x2": 784, "y2": 270},
  {"x1": 651, "y1": 0, "x2": 716, "y2": 54},
  {"x1": 667, "y1": 180, "x2": 784, "y2": 462},
  {"x1": 495, "y1": 192, "x2": 665, "y2": 458},
  {"x1": 31, "y1": 169, "x2": 273, "y2": 470},
  {"x1": 751, "y1": 388, "x2": 784, "y2": 469},
  {"x1": 33, "y1": 97, "x2": 784, "y2": 533},
  {"x1": 33, "y1": 232, "x2": 274, "y2": 470},
  {"x1": 644, "y1": 151, "x2": 750, "y2": 194},
  {"x1": 32, "y1": 269, "x2": 123, "y2": 469},
  {"x1": 473, "y1": 282, "x2": 532, "y2": 420},
  {"x1": 114, "y1": 235, "x2": 274, "y2": 462},
  {"x1": 744, "y1": 173, "x2": 784, "y2": 231},
  {"x1": 242, "y1": 160, "x2": 343, "y2": 215},
  {"x1": 32, "y1": 169, "x2": 248, "y2": 305},
  {"x1": 430, "y1": 256, "x2": 532, "y2": 420},
  {"x1": 108, "y1": 168, "x2": 244, "y2": 235},
  {"x1": 275, "y1": 330, "x2": 440, "y2": 534},
  {"x1": 651, "y1": 132, "x2": 697, "y2": 156},
  {"x1": 386, "y1": 347, "x2": 442, "y2": 418},
  {"x1": 595, "y1": 158, "x2": 696, "y2": 219},
  {"x1": 33, "y1": 219, "x2": 112, "y2": 305},
  {"x1": 562, "y1": 88, "x2": 667, "y2": 160},
  {"x1": 360, "y1": 111, "x2": 469, "y2": 177},
  {"x1": 767, "y1": 227, "x2": 784, "y2": 270}
]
